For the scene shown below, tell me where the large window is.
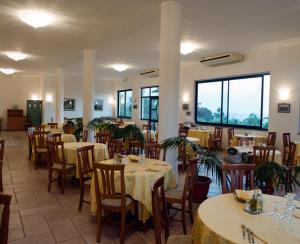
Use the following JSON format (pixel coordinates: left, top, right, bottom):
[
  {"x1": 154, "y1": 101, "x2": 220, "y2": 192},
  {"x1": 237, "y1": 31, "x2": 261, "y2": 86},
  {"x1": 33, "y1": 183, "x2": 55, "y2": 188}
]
[
  {"x1": 141, "y1": 86, "x2": 159, "y2": 120},
  {"x1": 117, "y1": 89, "x2": 132, "y2": 118},
  {"x1": 195, "y1": 73, "x2": 270, "y2": 129}
]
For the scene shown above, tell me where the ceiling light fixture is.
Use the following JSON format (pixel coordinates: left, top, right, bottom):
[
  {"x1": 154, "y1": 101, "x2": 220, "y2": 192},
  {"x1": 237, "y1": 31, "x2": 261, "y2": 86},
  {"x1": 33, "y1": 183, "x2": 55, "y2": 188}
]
[
  {"x1": 5, "y1": 51, "x2": 27, "y2": 61},
  {"x1": 0, "y1": 68, "x2": 16, "y2": 75},
  {"x1": 180, "y1": 42, "x2": 198, "y2": 55},
  {"x1": 112, "y1": 64, "x2": 128, "y2": 72},
  {"x1": 18, "y1": 10, "x2": 53, "y2": 28}
]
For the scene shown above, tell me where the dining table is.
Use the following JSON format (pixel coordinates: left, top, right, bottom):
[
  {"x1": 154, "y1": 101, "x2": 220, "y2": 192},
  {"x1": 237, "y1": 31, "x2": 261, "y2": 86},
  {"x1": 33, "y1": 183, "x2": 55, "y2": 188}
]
[
  {"x1": 187, "y1": 129, "x2": 213, "y2": 147},
  {"x1": 231, "y1": 133, "x2": 267, "y2": 146},
  {"x1": 63, "y1": 142, "x2": 109, "y2": 177},
  {"x1": 192, "y1": 193, "x2": 300, "y2": 244},
  {"x1": 90, "y1": 158, "x2": 176, "y2": 222}
]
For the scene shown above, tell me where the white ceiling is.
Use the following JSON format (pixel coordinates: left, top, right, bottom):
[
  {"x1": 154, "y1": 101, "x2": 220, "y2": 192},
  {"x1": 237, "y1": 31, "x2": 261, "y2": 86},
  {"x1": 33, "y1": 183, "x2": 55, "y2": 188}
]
[{"x1": 0, "y1": 0, "x2": 300, "y2": 80}]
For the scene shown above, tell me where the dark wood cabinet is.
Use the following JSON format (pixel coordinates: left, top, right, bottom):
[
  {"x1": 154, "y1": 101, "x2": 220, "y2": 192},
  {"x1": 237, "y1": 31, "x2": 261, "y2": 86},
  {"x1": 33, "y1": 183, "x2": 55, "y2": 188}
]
[{"x1": 7, "y1": 109, "x2": 25, "y2": 131}]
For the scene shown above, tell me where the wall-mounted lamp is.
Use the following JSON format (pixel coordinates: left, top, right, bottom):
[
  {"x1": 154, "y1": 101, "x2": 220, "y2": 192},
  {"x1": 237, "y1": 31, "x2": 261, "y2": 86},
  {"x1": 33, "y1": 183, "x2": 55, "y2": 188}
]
[
  {"x1": 182, "y1": 93, "x2": 189, "y2": 103},
  {"x1": 108, "y1": 96, "x2": 115, "y2": 104},
  {"x1": 45, "y1": 94, "x2": 53, "y2": 102},
  {"x1": 279, "y1": 88, "x2": 290, "y2": 101},
  {"x1": 31, "y1": 95, "x2": 39, "y2": 100}
]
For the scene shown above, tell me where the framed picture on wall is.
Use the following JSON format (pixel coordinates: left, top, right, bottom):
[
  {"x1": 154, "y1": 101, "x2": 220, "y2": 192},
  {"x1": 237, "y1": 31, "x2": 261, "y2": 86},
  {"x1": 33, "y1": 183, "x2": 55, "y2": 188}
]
[
  {"x1": 94, "y1": 99, "x2": 104, "y2": 111},
  {"x1": 278, "y1": 103, "x2": 290, "y2": 113},
  {"x1": 64, "y1": 98, "x2": 76, "y2": 111}
]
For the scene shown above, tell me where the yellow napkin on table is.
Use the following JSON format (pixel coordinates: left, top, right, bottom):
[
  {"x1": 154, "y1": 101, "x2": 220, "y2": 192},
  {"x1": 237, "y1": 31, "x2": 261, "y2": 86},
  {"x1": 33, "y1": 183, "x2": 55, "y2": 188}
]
[{"x1": 234, "y1": 189, "x2": 262, "y2": 201}]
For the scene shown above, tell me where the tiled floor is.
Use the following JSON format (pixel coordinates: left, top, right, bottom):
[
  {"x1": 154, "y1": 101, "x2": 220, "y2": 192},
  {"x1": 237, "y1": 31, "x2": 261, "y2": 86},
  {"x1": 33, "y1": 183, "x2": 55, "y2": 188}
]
[{"x1": 1, "y1": 131, "x2": 210, "y2": 244}]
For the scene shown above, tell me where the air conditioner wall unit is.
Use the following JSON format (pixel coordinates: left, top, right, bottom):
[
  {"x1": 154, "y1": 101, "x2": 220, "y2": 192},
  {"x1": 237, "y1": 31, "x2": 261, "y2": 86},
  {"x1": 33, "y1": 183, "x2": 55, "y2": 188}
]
[
  {"x1": 200, "y1": 52, "x2": 243, "y2": 66},
  {"x1": 139, "y1": 68, "x2": 159, "y2": 78}
]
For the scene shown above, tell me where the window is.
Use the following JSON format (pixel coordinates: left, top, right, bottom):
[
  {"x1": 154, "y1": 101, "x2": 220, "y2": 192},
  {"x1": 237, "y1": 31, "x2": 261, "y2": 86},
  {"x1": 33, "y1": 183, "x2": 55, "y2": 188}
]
[
  {"x1": 141, "y1": 86, "x2": 159, "y2": 120},
  {"x1": 195, "y1": 73, "x2": 270, "y2": 130},
  {"x1": 117, "y1": 89, "x2": 132, "y2": 118}
]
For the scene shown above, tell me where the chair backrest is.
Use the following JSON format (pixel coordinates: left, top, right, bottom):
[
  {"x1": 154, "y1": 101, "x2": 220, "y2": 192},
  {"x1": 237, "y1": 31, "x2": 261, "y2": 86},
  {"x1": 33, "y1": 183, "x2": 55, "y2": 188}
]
[
  {"x1": 35, "y1": 125, "x2": 46, "y2": 132},
  {"x1": 221, "y1": 163, "x2": 255, "y2": 193},
  {"x1": 108, "y1": 139, "x2": 123, "y2": 159},
  {"x1": 142, "y1": 124, "x2": 150, "y2": 130},
  {"x1": 0, "y1": 140, "x2": 4, "y2": 161},
  {"x1": 47, "y1": 141, "x2": 65, "y2": 168},
  {"x1": 214, "y1": 126, "x2": 223, "y2": 139},
  {"x1": 48, "y1": 122, "x2": 58, "y2": 129},
  {"x1": 151, "y1": 177, "x2": 169, "y2": 244},
  {"x1": 128, "y1": 139, "x2": 143, "y2": 155},
  {"x1": 77, "y1": 145, "x2": 95, "y2": 179},
  {"x1": 267, "y1": 132, "x2": 276, "y2": 146},
  {"x1": 33, "y1": 131, "x2": 49, "y2": 149},
  {"x1": 145, "y1": 130, "x2": 156, "y2": 143},
  {"x1": 95, "y1": 132, "x2": 111, "y2": 144},
  {"x1": 82, "y1": 130, "x2": 88, "y2": 142},
  {"x1": 93, "y1": 162, "x2": 126, "y2": 206},
  {"x1": 282, "y1": 133, "x2": 291, "y2": 148},
  {"x1": 47, "y1": 133, "x2": 62, "y2": 142},
  {"x1": 253, "y1": 146, "x2": 276, "y2": 165},
  {"x1": 181, "y1": 159, "x2": 198, "y2": 203},
  {"x1": 285, "y1": 142, "x2": 297, "y2": 167},
  {"x1": 0, "y1": 193, "x2": 12, "y2": 244},
  {"x1": 144, "y1": 143, "x2": 166, "y2": 161},
  {"x1": 228, "y1": 128, "x2": 234, "y2": 146}
]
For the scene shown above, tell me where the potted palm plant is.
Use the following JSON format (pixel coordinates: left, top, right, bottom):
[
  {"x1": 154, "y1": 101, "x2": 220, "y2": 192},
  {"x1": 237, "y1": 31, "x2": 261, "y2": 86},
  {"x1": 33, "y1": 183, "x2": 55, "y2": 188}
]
[{"x1": 162, "y1": 137, "x2": 222, "y2": 203}]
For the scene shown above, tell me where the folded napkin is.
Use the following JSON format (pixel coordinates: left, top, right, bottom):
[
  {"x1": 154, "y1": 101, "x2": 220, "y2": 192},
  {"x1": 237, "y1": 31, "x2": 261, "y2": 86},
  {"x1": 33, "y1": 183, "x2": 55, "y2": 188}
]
[
  {"x1": 127, "y1": 155, "x2": 141, "y2": 162},
  {"x1": 235, "y1": 189, "x2": 262, "y2": 201}
]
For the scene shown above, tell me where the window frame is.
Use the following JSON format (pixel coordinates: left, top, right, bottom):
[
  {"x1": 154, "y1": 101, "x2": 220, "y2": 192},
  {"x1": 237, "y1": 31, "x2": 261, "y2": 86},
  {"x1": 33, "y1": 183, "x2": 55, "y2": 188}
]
[
  {"x1": 117, "y1": 89, "x2": 133, "y2": 118},
  {"x1": 194, "y1": 73, "x2": 270, "y2": 130},
  {"x1": 140, "y1": 86, "x2": 159, "y2": 121}
]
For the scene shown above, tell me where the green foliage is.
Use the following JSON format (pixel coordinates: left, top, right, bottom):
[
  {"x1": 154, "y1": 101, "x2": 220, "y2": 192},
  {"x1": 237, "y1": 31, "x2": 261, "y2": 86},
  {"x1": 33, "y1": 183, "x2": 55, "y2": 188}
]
[{"x1": 63, "y1": 117, "x2": 82, "y2": 140}]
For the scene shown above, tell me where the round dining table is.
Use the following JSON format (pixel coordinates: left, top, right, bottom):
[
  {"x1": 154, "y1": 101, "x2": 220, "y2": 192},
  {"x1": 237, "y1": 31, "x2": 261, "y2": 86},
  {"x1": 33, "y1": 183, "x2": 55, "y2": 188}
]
[
  {"x1": 231, "y1": 134, "x2": 267, "y2": 146},
  {"x1": 90, "y1": 158, "x2": 176, "y2": 222},
  {"x1": 187, "y1": 129, "x2": 213, "y2": 147},
  {"x1": 63, "y1": 142, "x2": 109, "y2": 177},
  {"x1": 192, "y1": 193, "x2": 300, "y2": 244}
]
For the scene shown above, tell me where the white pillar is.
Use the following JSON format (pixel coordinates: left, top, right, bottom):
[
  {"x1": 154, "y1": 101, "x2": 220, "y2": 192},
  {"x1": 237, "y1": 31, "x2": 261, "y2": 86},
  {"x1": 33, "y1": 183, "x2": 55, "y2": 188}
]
[
  {"x1": 55, "y1": 68, "x2": 64, "y2": 124},
  {"x1": 158, "y1": 0, "x2": 181, "y2": 179},
  {"x1": 39, "y1": 74, "x2": 45, "y2": 123},
  {"x1": 82, "y1": 49, "x2": 95, "y2": 141}
]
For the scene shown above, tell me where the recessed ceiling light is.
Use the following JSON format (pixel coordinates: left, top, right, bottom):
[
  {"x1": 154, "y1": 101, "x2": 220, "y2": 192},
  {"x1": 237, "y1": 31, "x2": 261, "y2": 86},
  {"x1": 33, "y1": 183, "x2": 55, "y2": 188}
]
[
  {"x1": 112, "y1": 64, "x2": 128, "y2": 72},
  {"x1": 0, "y1": 68, "x2": 17, "y2": 75},
  {"x1": 18, "y1": 10, "x2": 53, "y2": 28},
  {"x1": 180, "y1": 42, "x2": 198, "y2": 55},
  {"x1": 5, "y1": 51, "x2": 27, "y2": 61}
]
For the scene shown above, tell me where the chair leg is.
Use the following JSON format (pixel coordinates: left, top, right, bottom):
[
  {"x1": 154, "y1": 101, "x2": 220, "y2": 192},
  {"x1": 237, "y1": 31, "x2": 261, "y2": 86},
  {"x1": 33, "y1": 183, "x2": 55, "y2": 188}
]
[
  {"x1": 0, "y1": 160, "x2": 3, "y2": 192},
  {"x1": 96, "y1": 210, "x2": 102, "y2": 242},
  {"x1": 181, "y1": 203, "x2": 187, "y2": 234},
  {"x1": 188, "y1": 198, "x2": 194, "y2": 224},
  {"x1": 78, "y1": 184, "x2": 84, "y2": 211},
  {"x1": 61, "y1": 171, "x2": 66, "y2": 194},
  {"x1": 48, "y1": 168, "x2": 52, "y2": 192},
  {"x1": 120, "y1": 210, "x2": 126, "y2": 244}
]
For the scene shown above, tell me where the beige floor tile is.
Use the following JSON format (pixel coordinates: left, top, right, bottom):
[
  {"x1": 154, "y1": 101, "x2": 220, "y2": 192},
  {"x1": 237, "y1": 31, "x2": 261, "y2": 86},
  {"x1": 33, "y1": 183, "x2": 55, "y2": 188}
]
[
  {"x1": 48, "y1": 218, "x2": 80, "y2": 242},
  {"x1": 22, "y1": 214, "x2": 51, "y2": 237},
  {"x1": 8, "y1": 227, "x2": 25, "y2": 242},
  {"x1": 20, "y1": 204, "x2": 63, "y2": 217},
  {"x1": 8, "y1": 233, "x2": 56, "y2": 244},
  {"x1": 57, "y1": 237, "x2": 88, "y2": 244}
]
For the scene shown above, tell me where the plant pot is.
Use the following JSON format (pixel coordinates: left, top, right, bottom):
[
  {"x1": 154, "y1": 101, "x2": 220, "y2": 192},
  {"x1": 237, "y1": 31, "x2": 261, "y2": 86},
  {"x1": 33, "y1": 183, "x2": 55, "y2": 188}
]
[{"x1": 193, "y1": 175, "x2": 212, "y2": 203}]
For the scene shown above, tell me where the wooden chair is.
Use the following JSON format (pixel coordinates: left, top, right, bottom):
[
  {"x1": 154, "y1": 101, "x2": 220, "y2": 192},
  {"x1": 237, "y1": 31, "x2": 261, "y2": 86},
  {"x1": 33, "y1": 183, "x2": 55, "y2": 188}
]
[
  {"x1": 127, "y1": 139, "x2": 143, "y2": 155},
  {"x1": 35, "y1": 125, "x2": 46, "y2": 132},
  {"x1": 221, "y1": 164, "x2": 255, "y2": 193},
  {"x1": 228, "y1": 128, "x2": 234, "y2": 147},
  {"x1": 165, "y1": 159, "x2": 197, "y2": 234},
  {"x1": 93, "y1": 162, "x2": 136, "y2": 244},
  {"x1": 208, "y1": 127, "x2": 223, "y2": 150},
  {"x1": 145, "y1": 130, "x2": 156, "y2": 143},
  {"x1": 47, "y1": 141, "x2": 75, "y2": 194},
  {"x1": 95, "y1": 132, "x2": 111, "y2": 144},
  {"x1": 144, "y1": 143, "x2": 166, "y2": 161},
  {"x1": 27, "y1": 127, "x2": 36, "y2": 160},
  {"x1": 77, "y1": 145, "x2": 95, "y2": 210},
  {"x1": 142, "y1": 124, "x2": 150, "y2": 130},
  {"x1": 253, "y1": 146, "x2": 276, "y2": 165},
  {"x1": 33, "y1": 131, "x2": 49, "y2": 169},
  {"x1": 284, "y1": 142, "x2": 296, "y2": 168},
  {"x1": 0, "y1": 193, "x2": 12, "y2": 244},
  {"x1": 267, "y1": 132, "x2": 276, "y2": 146},
  {"x1": 282, "y1": 133, "x2": 291, "y2": 163},
  {"x1": 151, "y1": 177, "x2": 193, "y2": 244},
  {"x1": 82, "y1": 130, "x2": 88, "y2": 142},
  {"x1": 0, "y1": 140, "x2": 4, "y2": 192},
  {"x1": 108, "y1": 139, "x2": 123, "y2": 159},
  {"x1": 47, "y1": 133, "x2": 62, "y2": 142},
  {"x1": 48, "y1": 122, "x2": 58, "y2": 129}
]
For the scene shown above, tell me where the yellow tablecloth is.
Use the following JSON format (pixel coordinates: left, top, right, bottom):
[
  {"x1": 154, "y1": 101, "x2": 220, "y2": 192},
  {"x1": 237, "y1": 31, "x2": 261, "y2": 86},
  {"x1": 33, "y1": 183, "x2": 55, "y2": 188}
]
[
  {"x1": 188, "y1": 129, "x2": 213, "y2": 147},
  {"x1": 90, "y1": 158, "x2": 176, "y2": 222},
  {"x1": 294, "y1": 142, "x2": 300, "y2": 164},
  {"x1": 63, "y1": 142, "x2": 109, "y2": 177},
  {"x1": 61, "y1": 134, "x2": 76, "y2": 143},
  {"x1": 231, "y1": 134, "x2": 266, "y2": 146},
  {"x1": 192, "y1": 194, "x2": 300, "y2": 244}
]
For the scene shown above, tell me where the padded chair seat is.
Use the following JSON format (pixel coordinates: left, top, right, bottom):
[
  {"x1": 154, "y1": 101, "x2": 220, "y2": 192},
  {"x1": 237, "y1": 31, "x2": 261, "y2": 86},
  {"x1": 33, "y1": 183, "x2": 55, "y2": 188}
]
[
  {"x1": 52, "y1": 163, "x2": 75, "y2": 170},
  {"x1": 166, "y1": 234, "x2": 193, "y2": 244},
  {"x1": 101, "y1": 196, "x2": 132, "y2": 208},
  {"x1": 36, "y1": 148, "x2": 47, "y2": 153},
  {"x1": 84, "y1": 179, "x2": 92, "y2": 185},
  {"x1": 165, "y1": 188, "x2": 183, "y2": 201}
]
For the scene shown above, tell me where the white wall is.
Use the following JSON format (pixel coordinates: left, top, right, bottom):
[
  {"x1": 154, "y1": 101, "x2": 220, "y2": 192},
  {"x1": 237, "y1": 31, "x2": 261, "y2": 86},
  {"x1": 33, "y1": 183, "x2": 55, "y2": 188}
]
[
  {"x1": 115, "y1": 43, "x2": 300, "y2": 149},
  {"x1": 43, "y1": 75, "x2": 116, "y2": 124},
  {"x1": 0, "y1": 74, "x2": 42, "y2": 130}
]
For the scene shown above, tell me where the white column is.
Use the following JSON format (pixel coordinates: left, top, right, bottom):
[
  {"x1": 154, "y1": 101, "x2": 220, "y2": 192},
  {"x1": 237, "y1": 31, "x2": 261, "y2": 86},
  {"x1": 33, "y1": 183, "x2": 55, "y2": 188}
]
[
  {"x1": 158, "y1": 1, "x2": 181, "y2": 179},
  {"x1": 39, "y1": 74, "x2": 45, "y2": 123},
  {"x1": 82, "y1": 49, "x2": 95, "y2": 141},
  {"x1": 55, "y1": 68, "x2": 64, "y2": 124}
]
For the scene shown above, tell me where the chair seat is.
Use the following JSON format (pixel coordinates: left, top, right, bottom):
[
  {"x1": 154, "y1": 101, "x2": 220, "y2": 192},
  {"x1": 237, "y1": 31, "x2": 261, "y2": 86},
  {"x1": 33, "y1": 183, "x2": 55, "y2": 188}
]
[
  {"x1": 36, "y1": 148, "x2": 47, "y2": 153},
  {"x1": 101, "y1": 196, "x2": 132, "y2": 208},
  {"x1": 84, "y1": 179, "x2": 92, "y2": 185},
  {"x1": 166, "y1": 234, "x2": 193, "y2": 244},
  {"x1": 52, "y1": 163, "x2": 75, "y2": 170},
  {"x1": 165, "y1": 188, "x2": 183, "y2": 201}
]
